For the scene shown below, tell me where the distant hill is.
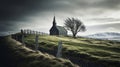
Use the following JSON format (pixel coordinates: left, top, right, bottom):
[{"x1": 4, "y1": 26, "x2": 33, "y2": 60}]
[{"x1": 86, "y1": 32, "x2": 120, "y2": 41}]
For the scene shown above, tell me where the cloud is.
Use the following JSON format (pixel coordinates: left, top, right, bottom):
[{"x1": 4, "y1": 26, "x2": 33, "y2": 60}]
[
  {"x1": 1, "y1": 0, "x2": 120, "y2": 21},
  {"x1": 0, "y1": 0, "x2": 120, "y2": 35},
  {"x1": 95, "y1": 0, "x2": 120, "y2": 9},
  {"x1": 79, "y1": 23, "x2": 120, "y2": 35},
  {"x1": 89, "y1": 18, "x2": 120, "y2": 22}
]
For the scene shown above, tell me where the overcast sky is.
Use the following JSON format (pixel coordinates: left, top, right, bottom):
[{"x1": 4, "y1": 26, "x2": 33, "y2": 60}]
[{"x1": 0, "y1": 0, "x2": 120, "y2": 36}]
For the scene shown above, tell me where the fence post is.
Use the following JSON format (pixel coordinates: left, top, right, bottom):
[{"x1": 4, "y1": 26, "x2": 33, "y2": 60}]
[
  {"x1": 21, "y1": 29, "x2": 25, "y2": 46},
  {"x1": 9, "y1": 32, "x2": 11, "y2": 38},
  {"x1": 56, "y1": 41, "x2": 62, "y2": 58},
  {"x1": 30, "y1": 30, "x2": 32, "y2": 34},
  {"x1": 22, "y1": 34, "x2": 25, "y2": 46},
  {"x1": 35, "y1": 35, "x2": 39, "y2": 51}
]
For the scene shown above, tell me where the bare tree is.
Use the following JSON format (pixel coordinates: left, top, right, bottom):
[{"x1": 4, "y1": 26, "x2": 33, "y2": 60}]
[{"x1": 64, "y1": 18, "x2": 86, "y2": 38}]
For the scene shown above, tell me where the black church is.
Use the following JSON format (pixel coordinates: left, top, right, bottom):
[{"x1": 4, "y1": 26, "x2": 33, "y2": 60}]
[{"x1": 49, "y1": 16, "x2": 67, "y2": 36}]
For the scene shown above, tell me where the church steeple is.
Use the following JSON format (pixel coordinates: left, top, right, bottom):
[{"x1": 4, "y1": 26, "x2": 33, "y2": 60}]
[{"x1": 53, "y1": 16, "x2": 56, "y2": 26}]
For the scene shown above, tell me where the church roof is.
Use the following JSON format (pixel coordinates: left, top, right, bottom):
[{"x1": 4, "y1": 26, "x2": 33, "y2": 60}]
[{"x1": 56, "y1": 26, "x2": 67, "y2": 33}]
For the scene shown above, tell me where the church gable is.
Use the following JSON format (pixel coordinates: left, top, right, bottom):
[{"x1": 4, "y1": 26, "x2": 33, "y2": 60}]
[{"x1": 50, "y1": 26, "x2": 59, "y2": 35}]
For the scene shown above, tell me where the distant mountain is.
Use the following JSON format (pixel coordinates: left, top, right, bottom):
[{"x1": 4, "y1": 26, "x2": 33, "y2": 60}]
[{"x1": 86, "y1": 32, "x2": 120, "y2": 41}]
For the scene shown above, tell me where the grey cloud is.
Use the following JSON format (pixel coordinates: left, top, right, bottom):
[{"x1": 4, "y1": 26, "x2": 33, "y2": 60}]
[
  {"x1": 0, "y1": 0, "x2": 120, "y2": 35},
  {"x1": 89, "y1": 18, "x2": 120, "y2": 22},
  {"x1": 0, "y1": 0, "x2": 65, "y2": 33},
  {"x1": 0, "y1": 21, "x2": 20, "y2": 32},
  {"x1": 95, "y1": 0, "x2": 120, "y2": 9},
  {"x1": 89, "y1": 23, "x2": 120, "y2": 29},
  {"x1": 0, "y1": 0, "x2": 120, "y2": 22},
  {"x1": 0, "y1": 0, "x2": 56, "y2": 21},
  {"x1": 63, "y1": 0, "x2": 120, "y2": 10}
]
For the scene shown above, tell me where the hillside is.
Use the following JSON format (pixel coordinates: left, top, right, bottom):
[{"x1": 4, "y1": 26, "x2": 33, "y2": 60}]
[
  {"x1": 20, "y1": 34, "x2": 120, "y2": 67},
  {"x1": 0, "y1": 36, "x2": 78, "y2": 67}
]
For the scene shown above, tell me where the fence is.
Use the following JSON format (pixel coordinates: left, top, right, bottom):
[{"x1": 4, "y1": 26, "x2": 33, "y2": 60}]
[
  {"x1": 11, "y1": 29, "x2": 48, "y2": 48},
  {"x1": 21, "y1": 29, "x2": 48, "y2": 35},
  {"x1": 21, "y1": 29, "x2": 62, "y2": 57}
]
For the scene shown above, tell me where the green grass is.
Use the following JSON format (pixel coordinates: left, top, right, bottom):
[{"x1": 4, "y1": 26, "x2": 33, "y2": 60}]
[
  {"x1": 24, "y1": 35, "x2": 120, "y2": 67},
  {"x1": 0, "y1": 36, "x2": 78, "y2": 67}
]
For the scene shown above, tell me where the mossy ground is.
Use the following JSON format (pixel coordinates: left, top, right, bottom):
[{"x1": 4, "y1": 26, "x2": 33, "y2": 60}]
[{"x1": 24, "y1": 34, "x2": 120, "y2": 67}]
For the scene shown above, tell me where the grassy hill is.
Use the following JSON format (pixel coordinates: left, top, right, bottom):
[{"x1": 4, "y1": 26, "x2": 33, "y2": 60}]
[
  {"x1": 21, "y1": 34, "x2": 120, "y2": 67},
  {"x1": 0, "y1": 36, "x2": 78, "y2": 67}
]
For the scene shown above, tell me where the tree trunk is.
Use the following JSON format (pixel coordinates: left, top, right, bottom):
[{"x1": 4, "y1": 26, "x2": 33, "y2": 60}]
[{"x1": 73, "y1": 33, "x2": 76, "y2": 38}]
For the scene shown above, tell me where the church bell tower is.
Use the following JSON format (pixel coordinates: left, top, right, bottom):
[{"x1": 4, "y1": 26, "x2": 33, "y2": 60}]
[{"x1": 53, "y1": 16, "x2": 56, "y2": 27}]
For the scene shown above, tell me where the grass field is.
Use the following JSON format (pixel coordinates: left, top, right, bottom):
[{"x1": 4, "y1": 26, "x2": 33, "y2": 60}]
[
  {"x1": 23, "y1": 34, "x2": 120, "y2": 67},
  {"x1": 0, "y1": 36, "x2": 78, "y2": 67}
]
